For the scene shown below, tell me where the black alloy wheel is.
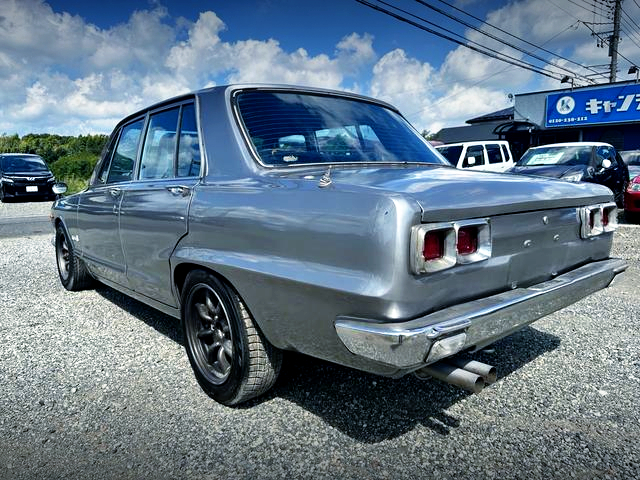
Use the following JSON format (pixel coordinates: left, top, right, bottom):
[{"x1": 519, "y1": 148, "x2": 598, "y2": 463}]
[
  {"x1": 181, "y1": 270, "x2": 282, "y2": 406},
  {"x1": 55, "y1": 224, "x2": 93, "y2": 291}
]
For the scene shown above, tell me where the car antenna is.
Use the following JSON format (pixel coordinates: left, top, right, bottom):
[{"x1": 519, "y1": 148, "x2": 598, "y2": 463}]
[{"x1": 318, "y1": 166, "x2": 332, "y2": 188}]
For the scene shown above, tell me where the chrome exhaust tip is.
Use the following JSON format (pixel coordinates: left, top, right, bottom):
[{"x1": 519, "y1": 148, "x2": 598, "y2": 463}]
[
  {"x1": 414, "y1": 358, "x2": 497, "y2": 393},
  {"x1": 415, "y1": 362, "x2": 485, "y2": 394}
]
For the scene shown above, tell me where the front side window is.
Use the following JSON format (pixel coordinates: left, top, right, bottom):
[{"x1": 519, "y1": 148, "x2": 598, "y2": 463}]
[
  {"x1": 106, "y1": 119, "x2": 144, "y2": 184},
  {"x1": 463, "y1": 146, "x2": 485, "y2": 168},
  {"x1": 236, "y1": 91, "x2": 447, "y2": 166}
]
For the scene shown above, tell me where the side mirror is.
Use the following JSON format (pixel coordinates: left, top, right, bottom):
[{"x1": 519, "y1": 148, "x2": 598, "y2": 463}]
[
  {"x1": 466, "y1": 156, "x2": 476, "y2": 166},
  {"x1": 52, "y1": 183, "x2": 68, "y2": 195},
  {"x1": 601, "y1": 159, "x2": 612, "y2": 169}
]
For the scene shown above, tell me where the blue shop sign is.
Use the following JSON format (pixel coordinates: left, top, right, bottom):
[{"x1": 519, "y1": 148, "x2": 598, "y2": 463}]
[{"x1": 545, "y1": 84, "x2": 640, "y2": 128}]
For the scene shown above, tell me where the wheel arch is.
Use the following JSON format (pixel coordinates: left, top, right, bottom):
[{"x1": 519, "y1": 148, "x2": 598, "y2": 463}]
[{"x1": 174, "y1": 262, "x2": 237, "y2": 308}]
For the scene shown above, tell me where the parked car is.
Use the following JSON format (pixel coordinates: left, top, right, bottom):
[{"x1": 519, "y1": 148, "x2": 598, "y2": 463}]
[
  {"x1": 624, "y1": 175, "x2": 640, "y2": 220},
  {"x1": 435, "y1": 140, "x2": 514, "y2": 172},
  {"x1": 620, "y1": 149, "x2": 640, "y2": 179},
  {"x1": 508, "y1": 142, "x2": 629, "y2": 208},
  {"x1": 51, "y1": 85, "x2": 626, "y2": 405},
  {"x1": 0, "y1": 153, "x2": 57, "y2": 202}
]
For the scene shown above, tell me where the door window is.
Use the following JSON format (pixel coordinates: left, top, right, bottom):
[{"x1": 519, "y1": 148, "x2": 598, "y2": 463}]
[
  {"x1": 486, "y1": 144, "x2": 503, "y2": 164},
  {"x1": 140, "y1": 108, "x2": 180, "y2": 180},
  {"x1": 107, "y1": 119, "x2": 144, "y2": 184},
  {"x1": 177, "y1": 103, "x2": 201, "y2": 177},
  {"x1": 463, "y1": 145, "x2": 485, "y2": 168}
]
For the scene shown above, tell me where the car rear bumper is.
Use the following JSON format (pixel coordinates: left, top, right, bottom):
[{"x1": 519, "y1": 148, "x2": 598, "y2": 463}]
[{"x1": 335, "y1": 258, "x2": 627, "y2": 369}]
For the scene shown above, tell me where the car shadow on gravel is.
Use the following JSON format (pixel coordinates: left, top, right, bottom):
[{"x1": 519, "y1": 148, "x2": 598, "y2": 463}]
[
  {"x1": 94, "y1": 284, "x2": 559, "y2": 443},
  {"x1": 253, "y1": 327, "x2": 560, "y2": 443},
  {"x1": 95, "y1": 286, "x2": 184, "y2": 344}
]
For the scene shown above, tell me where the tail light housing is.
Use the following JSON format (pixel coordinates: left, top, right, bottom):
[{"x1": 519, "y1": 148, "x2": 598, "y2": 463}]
[
  {"x1": 411, "y1": 219, "x2": 491, "y2": 274},
  {"x1": 579, "y1": 202, "x2": 617, "y2": 238}
]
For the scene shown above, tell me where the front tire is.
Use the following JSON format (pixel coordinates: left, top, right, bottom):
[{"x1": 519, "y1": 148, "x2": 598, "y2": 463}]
[
  {"x1": 181, "y1": 270, "x2": 282, "y2": 405},
  {"x1": 55, "y1": 224, "x2": 93, "y2": 291}
]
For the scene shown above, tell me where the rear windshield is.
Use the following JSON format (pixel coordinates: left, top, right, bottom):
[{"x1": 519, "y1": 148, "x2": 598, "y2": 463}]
[
  {"x1": 436, "y1": 145, "x2": 463, "y2": 165},
  {"x1": 1, "y1": 155, "x2": 50, "y2": 173},
  {"x1": 236, "y1": 91, "x2": 447, "y2": 167},
  {"x1": 622, "y1": 151, "x2": 640, "y2": 166},
  {"x1": 517, "y1": 146, "x2": 592, "y2": 166}
]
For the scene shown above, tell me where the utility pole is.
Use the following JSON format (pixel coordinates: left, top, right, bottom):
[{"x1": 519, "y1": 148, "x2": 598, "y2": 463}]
[{"x1": 609, "y1": 0, "x2": 623, "y2": 82}]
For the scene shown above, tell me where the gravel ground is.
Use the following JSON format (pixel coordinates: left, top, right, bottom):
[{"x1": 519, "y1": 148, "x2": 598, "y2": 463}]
[{"x1": 0, "y1": 202, "x2": 639, "y2": 479}]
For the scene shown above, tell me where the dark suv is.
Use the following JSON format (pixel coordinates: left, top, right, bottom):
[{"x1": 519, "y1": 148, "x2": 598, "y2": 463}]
[{"x1": 0, "y1": 153, "x2": 57, "y2": 201}]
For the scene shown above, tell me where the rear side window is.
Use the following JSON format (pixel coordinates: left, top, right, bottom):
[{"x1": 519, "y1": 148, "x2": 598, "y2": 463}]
[
  {"x1": 486, "y1": 144, "x2": 503, "y2": 164},
  {"x1": 500, "y1": 144, "x2": 511, "y2": 162},
  {"x1": 177, "y1": 103, "x2": 201, "y2": 177},
  {"x1": 140, "y1": 107, "x2": 180, "y2": 180},
  {"x1": 463, "y1": 145, "x2": 484, "y2": 168}
]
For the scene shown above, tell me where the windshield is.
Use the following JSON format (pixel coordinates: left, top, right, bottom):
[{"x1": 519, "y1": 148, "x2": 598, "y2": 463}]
[
  {"x1": 1, "y1": 155, "x2": 50, "y2": 173},
  {"x1": 236, "y1": 91, "x2": 448, "y2": 167},
  {"x1": 435, "y1": 145, "x2": 462, "y2": 165},
  {"x1": 517, "y1": 146, "x2": 592, "y2": 167},
  {"x1": 621, "y1": 151, "x2": 640, "y2": 166}
]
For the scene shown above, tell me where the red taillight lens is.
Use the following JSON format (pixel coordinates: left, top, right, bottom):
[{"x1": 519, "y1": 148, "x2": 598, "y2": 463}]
[
  {"x1": 589, "y1": 210, "x2": 596, "y2": 229},
  {"x1": 423, "y1": 230, "x2": 444, "y2": 261},
  {"x1": 602, "y1": 209, "x2": 609, "y2": 227},
  {"x1": 457, "y1": 227, "x2": 478, "y2": 255}
]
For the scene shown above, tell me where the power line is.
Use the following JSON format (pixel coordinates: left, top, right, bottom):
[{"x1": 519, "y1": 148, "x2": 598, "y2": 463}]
[
  {"x1": 355, "y1": 0, "x2": 586, "y2": 82},
  {"x1": 621, "y1": 6, "x2": 640, "y2": 31},
  {"x1": 429, "y1": 0, "x2": 605, "y2": 78},
  {"x1": 405, "y1": 22, "x2": 585, "y2": 120},
  {"x1": 566, "y1": 0, "x2": 598, "y2": 14},
  {"x1": 581, "y1": 19, "x2": 639, "y2": 69},
  {"x1": 411, "y1": 0, "x2": 595, "y2": 83}
]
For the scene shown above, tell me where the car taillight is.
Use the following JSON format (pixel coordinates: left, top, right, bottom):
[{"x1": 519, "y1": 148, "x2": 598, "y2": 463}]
[
  {"x1": 411, "y1": 219, "x2": 491, "y2": 274},
  {"x1": 423, "y1": 230, "x2": 445, "y2": 260},
  {"x1": 579, "y1": 202, "x2": 617, "y2": 238},
  {"x1": 457, "y1": 226, "x2": 478, "y2": 255}
]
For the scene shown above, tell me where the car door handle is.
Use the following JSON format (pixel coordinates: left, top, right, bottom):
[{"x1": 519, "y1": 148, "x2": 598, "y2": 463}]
[
  {"x1": 166, "y1": 185, "x2": 191, "y2": 197},
  {"x1": 109, "y1": 187, "x2": 121, "y2": 198}
]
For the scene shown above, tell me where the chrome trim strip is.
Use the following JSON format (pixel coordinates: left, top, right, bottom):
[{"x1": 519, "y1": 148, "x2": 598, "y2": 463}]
[{"x1": 335, "y1": 258, "x2": 627, "y2": 369}]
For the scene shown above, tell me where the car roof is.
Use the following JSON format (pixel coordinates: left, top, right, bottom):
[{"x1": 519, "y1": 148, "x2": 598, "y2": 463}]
[
  {"x1": 436, "y1": 140, "x2": 509, "y2": 147},
  {"x1": 0, "y1": 153, "x2": 42, "y2": 157},
  {"x1": 113, "y1": 83, "x2": 401, "y2": 134},
  {"x1": 529, "y1": 142, "x2": 612, "y2": 149}
]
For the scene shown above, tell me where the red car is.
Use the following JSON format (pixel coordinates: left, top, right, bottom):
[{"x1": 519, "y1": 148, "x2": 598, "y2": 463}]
[{"x1": 625, "y1": 175, "x2": 640, "y2": 220}]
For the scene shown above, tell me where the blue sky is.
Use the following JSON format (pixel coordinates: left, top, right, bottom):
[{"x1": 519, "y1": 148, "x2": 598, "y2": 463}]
[{"x1": 1, "y1": 0, "x2": 639, "y2": 136}]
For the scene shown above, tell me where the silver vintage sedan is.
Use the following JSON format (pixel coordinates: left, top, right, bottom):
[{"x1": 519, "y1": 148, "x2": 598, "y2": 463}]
[{"x1": 51, "y1": 85, "x2": 626, "y2": 405}]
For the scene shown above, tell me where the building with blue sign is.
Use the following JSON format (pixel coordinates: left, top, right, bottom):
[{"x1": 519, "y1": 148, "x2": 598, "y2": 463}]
[
  {"x1": 438, "y1": 79, "x2": 639, "y2": 161},
  {"x1": 495, "y1": 79, "x2": 640, "y2": 159}
]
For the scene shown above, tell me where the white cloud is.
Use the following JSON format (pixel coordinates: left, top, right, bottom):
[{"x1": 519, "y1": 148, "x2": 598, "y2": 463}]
[
  {"x1": 0, "y1": 3, "x2": 377, "y2": 135},
  {"x1": 2, "y1": 0, "x2": 636, "y2": 136}
]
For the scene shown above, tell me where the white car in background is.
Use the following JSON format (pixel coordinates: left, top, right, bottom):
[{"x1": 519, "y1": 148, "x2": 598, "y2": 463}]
[{"x1": 436, "y1": 140, "x2": 514, "y2": 173}]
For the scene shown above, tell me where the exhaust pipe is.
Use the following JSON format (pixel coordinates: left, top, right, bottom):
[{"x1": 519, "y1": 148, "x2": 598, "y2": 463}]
[
  {"x1": 414, "y1": 358, "x2": 496, "y2": 393},
  {"x1": 447, "y1": 358, "x2": 497, "y2": 384},
  {"x1": 415, "y1": 362, "x2": 485, "y2": 394}
]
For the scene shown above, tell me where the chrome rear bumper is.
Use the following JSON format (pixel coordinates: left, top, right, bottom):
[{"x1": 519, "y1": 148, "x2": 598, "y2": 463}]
[{"x1": 335, "y1": 258, "x2": 627, "y2": 369}]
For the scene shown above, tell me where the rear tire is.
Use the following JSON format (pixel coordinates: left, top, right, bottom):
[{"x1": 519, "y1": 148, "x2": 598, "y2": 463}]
[
  {"x1": 55, "y1": 224, "x2": 94, "y2": 291},
  {"x1": 181, "y1": 270, "x2": 282, "y2": 406}
]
